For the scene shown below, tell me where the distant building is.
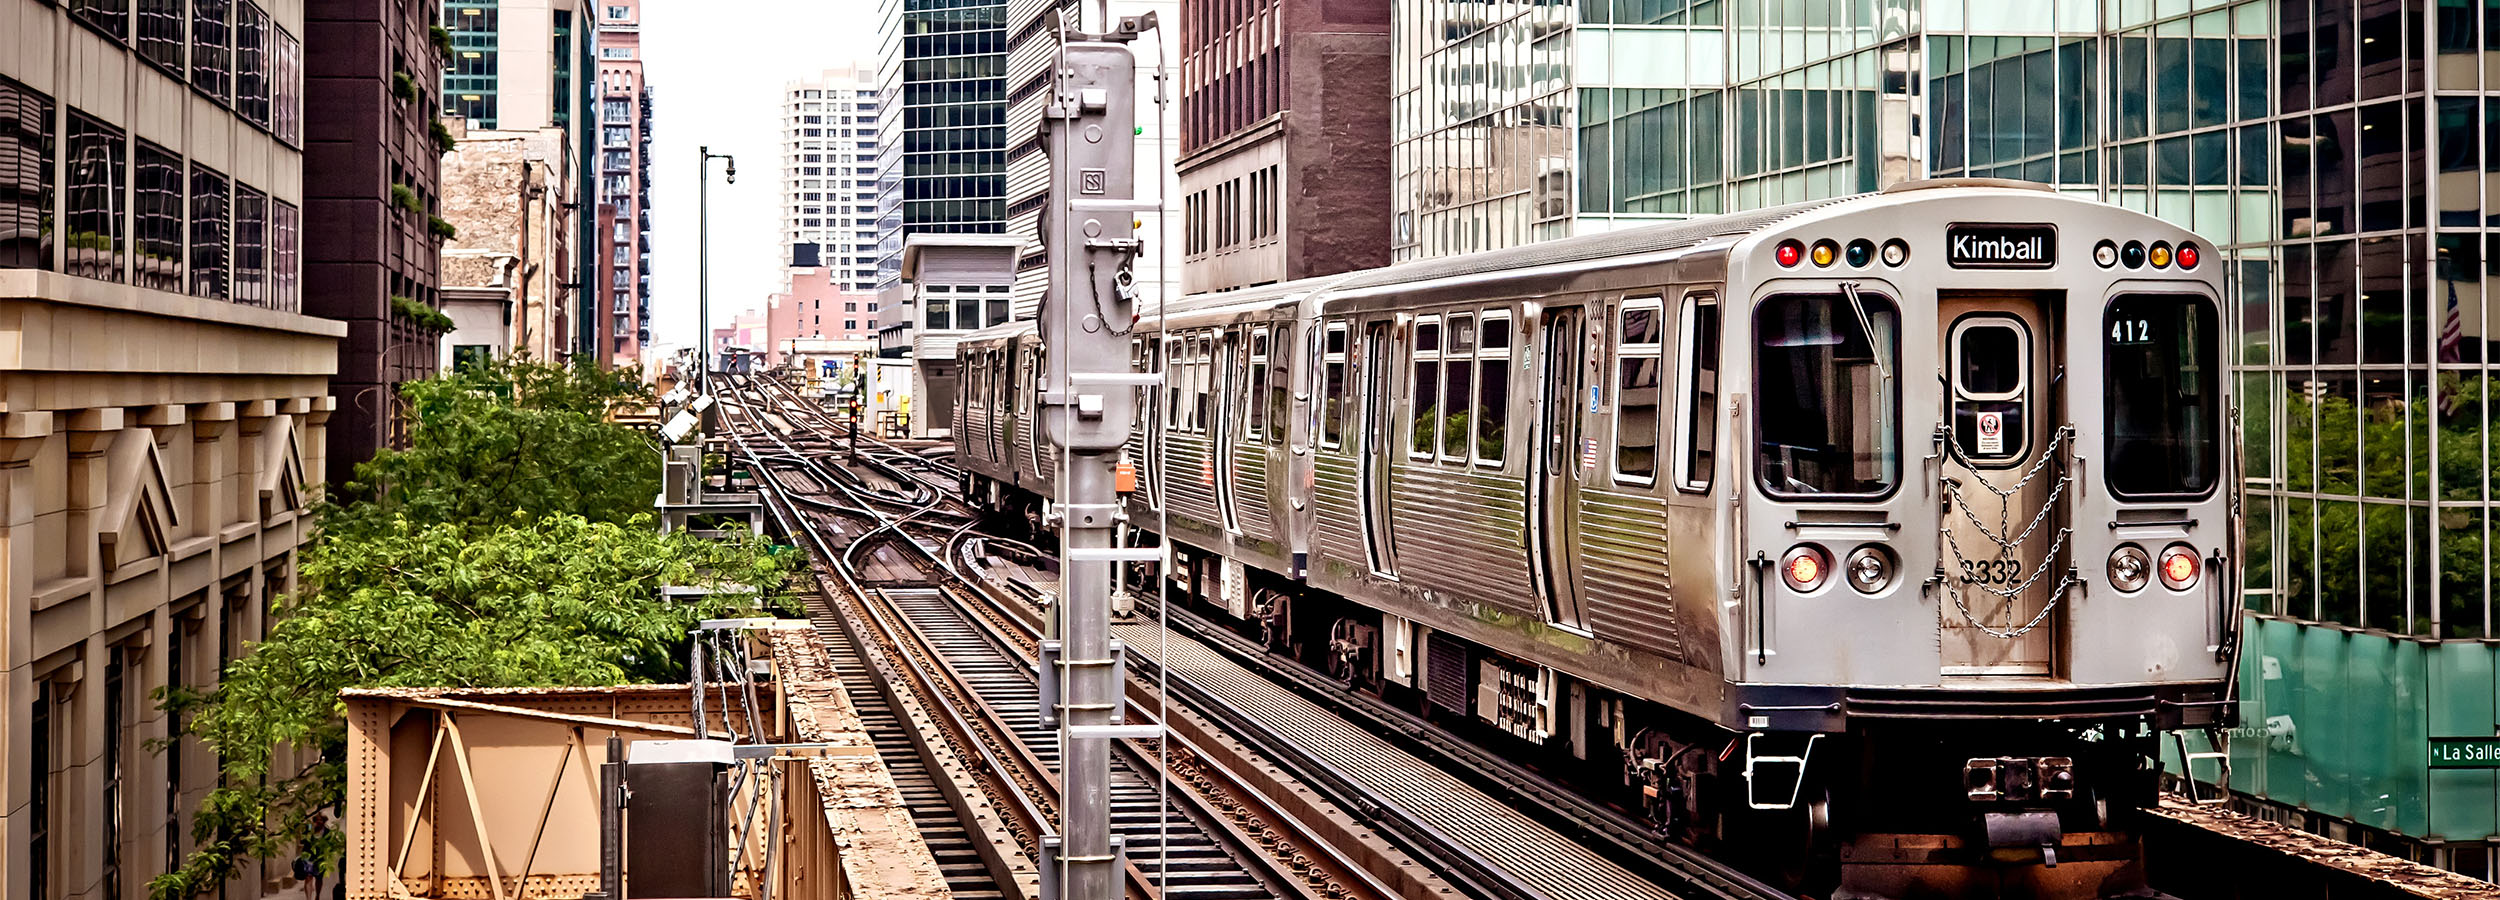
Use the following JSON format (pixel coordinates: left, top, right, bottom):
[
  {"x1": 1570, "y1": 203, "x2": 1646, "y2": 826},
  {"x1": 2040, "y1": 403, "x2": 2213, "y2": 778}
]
[
  {"x1": 1, "y1": 2, "x2": 342, "y2": 897},
  {"x1": 783, "y1": 67, "x2": 880, "y2": 291},
  {"x1": 872, "y1": 0, "x2": 1008, "y2": 353},
  {"x1": 882, "y1": 234, "x2": 1019, "y2": 438},
  {"x1": 438, "y1": 124, "x2": 577, "y2": 364},
  {"x1": 304, "y1": 0, "x2": 451, "y2": 486},
  {"x1": 767, "y1": 266, "x2": 877, "y2": 365},
  {"x1": 443, "y1": 0, "x2": 597, "y2": 359},
  {"x1": 594, "y1": 0, "x2": 652, "y2": 370},
  {"x1": 1176, "y1": 0, "x2": 1391, "y2": 292}
]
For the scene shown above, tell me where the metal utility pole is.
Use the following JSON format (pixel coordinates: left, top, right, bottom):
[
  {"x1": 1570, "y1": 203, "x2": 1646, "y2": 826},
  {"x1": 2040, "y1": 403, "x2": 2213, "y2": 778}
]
[
  {"x1": 1035, "y1": 11, "x2": 1156, "y2": 900},
  {"x1": 697, "y1": 146, "x2": 735, "y2": 393}
]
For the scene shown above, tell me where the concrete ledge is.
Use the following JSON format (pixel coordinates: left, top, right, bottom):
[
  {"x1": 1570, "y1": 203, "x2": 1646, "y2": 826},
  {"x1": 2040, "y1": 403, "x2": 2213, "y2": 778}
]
[
  {"x1": 2145, "y1": 798, "x2": 2497, "y2": 899},
  {"x1": 0, "y1": 269, "x2": 348, "y2": 338}
]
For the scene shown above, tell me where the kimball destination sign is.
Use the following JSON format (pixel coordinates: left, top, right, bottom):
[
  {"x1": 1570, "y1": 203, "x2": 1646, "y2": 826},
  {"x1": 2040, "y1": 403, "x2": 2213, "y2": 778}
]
[
  {"x1": 2429, "y1": 736, "x2": 2500, "y2": 769},
  {"x1": 1946, "y1": 223, "x2": 2057, "y2": 269}
]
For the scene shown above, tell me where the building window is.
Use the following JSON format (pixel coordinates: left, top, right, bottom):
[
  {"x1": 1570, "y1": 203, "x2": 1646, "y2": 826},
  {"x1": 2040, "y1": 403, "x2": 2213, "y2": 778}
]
[
  {"x1": 605, "y1": 3, "x2": 628, "y2": 17},
  {"x1": 233, "y1": 185, "x2": 267, "y2": 307},
  {"x1": 271, "y1": 200, "x2": 299, "y2": 312},
  {"x1": 234, "y1": 3, "x2": 271, "y2": 128},
  {"x1": 273, "y1": 26, "x2": 302, "y2": 146},
  {"x1": 30, "y1": 678, "x2": 54, "y2": 900},
  {"x1": 137, "y1": 0, "x2": 184, "y2": 71},
  {"x1": 190, "y1": 165, "x2": 229, "y2": 299},
  {"x1": 73, "y1": 0, "x2": 129, "y2": 43},
  {"x1": 66, "y1": 112, "x2": 128, "y2": 283},
  {"x1": 454, "y1": 345, "x2": 494, "y2": 370},
  {"x1": 550, "y1": 10, "x2": 573, "y2": 127},
  {"x1": 194, "y1": 0, "x2": 232, "y2": 103},
  {"x1": 103, "y1": 646, "x2": 129, "y2": 900},
  {"x1": 0, "y1": 76, "x2": 54, "y2": 272}
]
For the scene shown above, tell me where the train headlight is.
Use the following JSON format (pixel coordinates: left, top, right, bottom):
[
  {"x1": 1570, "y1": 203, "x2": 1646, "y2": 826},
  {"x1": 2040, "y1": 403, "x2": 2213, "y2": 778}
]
[
  {"x1": 1775, "y1": 239, "x2": 1804, "y2": 267},
  {"x1": 1810, "y1": 239, "x2": 1840, "y2": 267},
  {"x1": 2148, "y1": 241, "x2": 2173, "y2": 268},
  {"x1": 1845, "y1": 545, "x2": 1896, "y2": 593},
  {"x1": 1880, "y1": 238, "x2": 1910, "y2": 266},
  {"x1": 2121, "y1": 241, "x2": 2147, "y2": 268},
  {"x1": 2176, "y1": 242, "x2": 2201, "y2": 269},
  {"x1": 1782, "y1": 545, "x2": 1832, "y2": 592},
  {"x1": 2108, "y1": 544, "x2": 2151, "y2": 593},
  {"x1": 2093, "y1": 240, "x2": 2119, "y2": 268},
  {"x1": 2158, "y1": 543, "x2": 2202, "y2": 591},
  {"x1": 1845, "y1": 238, "x2": 1875, "y2": 267}
]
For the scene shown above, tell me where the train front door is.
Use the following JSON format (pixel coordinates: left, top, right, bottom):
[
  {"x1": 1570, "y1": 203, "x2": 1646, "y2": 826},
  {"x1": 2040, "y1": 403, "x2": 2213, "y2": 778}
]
[
  {"x1": 1937, "y1": 293, "x2": 2060, "y2": 676},
  {"x1": 1358, "y1": 320, "x2": 1399, "y2": 576},
  {"x1": 1528, "y1": 305, "x2": 1589, "y2": 629}
]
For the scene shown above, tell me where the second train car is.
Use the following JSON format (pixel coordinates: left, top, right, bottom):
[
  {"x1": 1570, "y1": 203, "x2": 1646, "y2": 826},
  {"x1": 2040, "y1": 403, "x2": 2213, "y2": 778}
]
[{"x1": 954, "y1": 180, "x2": 2239, "y2": 899}]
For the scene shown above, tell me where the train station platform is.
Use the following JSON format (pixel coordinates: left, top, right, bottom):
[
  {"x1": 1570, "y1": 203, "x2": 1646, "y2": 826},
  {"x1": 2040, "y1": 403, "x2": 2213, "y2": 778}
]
[{"x1": 2145, "y1": 798, "x2": 2498, "y2": 899}]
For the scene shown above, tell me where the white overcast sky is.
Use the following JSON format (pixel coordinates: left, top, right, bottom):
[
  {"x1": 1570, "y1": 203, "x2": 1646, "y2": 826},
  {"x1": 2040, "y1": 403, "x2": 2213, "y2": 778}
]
[{"x1": 643, "y1": 0, "x2": 875, "y2": 354}]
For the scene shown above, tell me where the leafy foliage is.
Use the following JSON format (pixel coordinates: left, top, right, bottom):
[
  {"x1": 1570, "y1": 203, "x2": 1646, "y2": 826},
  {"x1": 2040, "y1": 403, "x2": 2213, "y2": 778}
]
[
  {"x1": 327, "y1": 358, "x2": 663, "y2": 536},
  {"x1": 430, "y1": 119, "x2": 457, "y2": 154},
  {"x1": 150, "y1": 358, "x2": 789, "y2": 898},
  {"x1": 429, "y1": 214, "x2": 459, "y2": 240},
  {"x1": 390, "y1": 183, "x2": 422, "y2": 213},
  {"x1": 388, "y1": 294, "x2": 455, "y2": 332}
]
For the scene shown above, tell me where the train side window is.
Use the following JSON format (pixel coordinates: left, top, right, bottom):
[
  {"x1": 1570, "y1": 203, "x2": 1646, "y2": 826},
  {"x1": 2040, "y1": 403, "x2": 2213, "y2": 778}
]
[
  {"x1": 1410, "y1": 315, "x2": 1442, "y2": 459},
  {"x1": 1674, "y1": 294, "x2": 1720, "y2": 493},
  {"x1": 1475, "y1": 311, "x2": 1511, "y2": 466},
  {"x1": 1614, "y1": 298, "x2": 1665, "y2": 485},
  {"x1": 1248, "y1": 328, "x2": 1269, "y2": 440},
  {"x1": 1322, "y1": 322, "x2": 1348, "y2": 449},
  {"x1": 1191, "y1": 334, "x2": 1212, "y2": 434},
  {"x1": 1442, "y1": 313, "x2": 1475, "y2": 461},
  {"x1": 1265, "y1": 322, "x2": 1291, "y2": 445}
]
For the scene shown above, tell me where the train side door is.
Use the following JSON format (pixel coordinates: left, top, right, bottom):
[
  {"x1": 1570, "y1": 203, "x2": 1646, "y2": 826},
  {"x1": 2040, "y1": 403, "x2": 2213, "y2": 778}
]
[
  {"x1": 1938, "y1": 295, "x2": 2059, "y2": 676},
  {"x1": 1528, "y1": 305, "x2": 1589, "y2": 628},
  {"x1": 1358, "y1": 319, "x2": 1399, "y2": 577},
  {"x1": 1214, "y1": 329, "x2": 1243, "y2": 533}
]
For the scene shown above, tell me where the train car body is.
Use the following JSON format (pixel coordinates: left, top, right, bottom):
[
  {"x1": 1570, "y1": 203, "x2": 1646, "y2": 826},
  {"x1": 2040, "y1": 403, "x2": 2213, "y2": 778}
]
[{"x1": 955, "y1": 181, "x2": 2238, "y2": 898}]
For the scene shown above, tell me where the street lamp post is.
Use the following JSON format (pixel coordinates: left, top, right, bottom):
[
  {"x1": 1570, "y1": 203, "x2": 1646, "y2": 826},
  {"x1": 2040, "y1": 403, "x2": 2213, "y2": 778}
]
[{"x1": 697, "y1": 145, "x2": 735, "y2": 392}]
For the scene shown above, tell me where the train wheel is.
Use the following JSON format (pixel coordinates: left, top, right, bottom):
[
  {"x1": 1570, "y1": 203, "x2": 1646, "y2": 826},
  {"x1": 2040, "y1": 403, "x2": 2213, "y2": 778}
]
[{"x1": 1251, "y1": 589, "x2": 1291, "y2": 652}]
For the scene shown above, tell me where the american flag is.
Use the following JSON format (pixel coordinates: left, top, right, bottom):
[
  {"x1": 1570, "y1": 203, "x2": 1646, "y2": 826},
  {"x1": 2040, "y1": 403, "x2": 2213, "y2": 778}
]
[{"x1": 2440, "y1": 273, "x2": 2466, "y2": 364}]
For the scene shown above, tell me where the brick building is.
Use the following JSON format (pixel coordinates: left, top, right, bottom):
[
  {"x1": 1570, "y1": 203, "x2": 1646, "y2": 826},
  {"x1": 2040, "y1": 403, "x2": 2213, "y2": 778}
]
[
  {"x1": 1177, "y1": 0, "x2": 1391, "y2": 292},
  {"x1": 304, "y1": 0, "x2": 450, "y2": 485}
]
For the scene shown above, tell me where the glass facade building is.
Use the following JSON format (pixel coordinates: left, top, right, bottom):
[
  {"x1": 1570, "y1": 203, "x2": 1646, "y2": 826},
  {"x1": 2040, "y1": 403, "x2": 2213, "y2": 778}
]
[
  {"x1": 1390, "y1": 0, "x2": 2500, "y2": 878},
  {"x1": 873, "y1": 0, "x2": 1010, "y2": 296}
]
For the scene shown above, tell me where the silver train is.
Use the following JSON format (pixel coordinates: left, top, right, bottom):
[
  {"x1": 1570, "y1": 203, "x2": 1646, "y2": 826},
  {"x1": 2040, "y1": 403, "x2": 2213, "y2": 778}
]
[{"x1": 953, "y1": 181, "x2": 2238, "y2": 898}]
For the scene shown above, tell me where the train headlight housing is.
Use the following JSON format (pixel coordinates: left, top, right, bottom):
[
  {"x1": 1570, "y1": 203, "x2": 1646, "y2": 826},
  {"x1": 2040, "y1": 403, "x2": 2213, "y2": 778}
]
[
  {"x1": 2093, "y1": 240, "x2": 2119, "y2": 268},
  {"x1": 1880, "y1": 238, "x2": 1910, "y2": 266},
  {"x1": 2108, "y1": 544, "x2": 2151, "y2": 593},
  {"x1": 1810, "y1": 239, "x2": 1840, "y2": 267},
  {"x1": 1775, "y1": 239, "x2": 1804, "y2": 267},
  {"x1": 2176, "y1": 242, "x2": 2201, "y2": 269},
  {"x1": 1845, "y1": 238, "x2": 1875, "y2": 267},
  {"x1": 2121, "y1": 240, "x2": 2147, "y2": 268},
  {"x1": 2149, "y1": 241, "x2": 2173, "y2": 268},
  {"x1": 1782, "y1": 545, "x2": 1832, "y2": 592},
  {"x1": 1845, "y1": 545, "x2": 1896, "y2": 593},
  {"x1": 2158, "y1": 543, "x2": 2202, "y2": 591}
]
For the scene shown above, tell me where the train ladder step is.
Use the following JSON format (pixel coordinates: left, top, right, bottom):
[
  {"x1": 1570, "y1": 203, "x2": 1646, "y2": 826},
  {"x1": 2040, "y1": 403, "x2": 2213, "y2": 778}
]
[{"x1": 2172, "y1": 727, "x2": 2232, "y2": 805}]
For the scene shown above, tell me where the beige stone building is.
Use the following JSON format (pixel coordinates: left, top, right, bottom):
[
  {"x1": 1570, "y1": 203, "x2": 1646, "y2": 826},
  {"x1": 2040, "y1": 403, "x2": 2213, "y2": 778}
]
[
  {"x1": 2, "y1": 0, "x2": 344, "y2": 897},
  {"x1": 438, "y1": 123, "x2": 578, "y2": 364}
]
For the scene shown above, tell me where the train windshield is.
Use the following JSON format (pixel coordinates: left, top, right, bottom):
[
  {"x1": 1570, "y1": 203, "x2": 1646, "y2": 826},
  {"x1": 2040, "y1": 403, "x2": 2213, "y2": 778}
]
[
  {"x1": 2105, "y1": 293, "x2": 2220, "y2": 497},
  {"x1": 1754, "y1": 291, "x2": 1901, "y2": 497}
]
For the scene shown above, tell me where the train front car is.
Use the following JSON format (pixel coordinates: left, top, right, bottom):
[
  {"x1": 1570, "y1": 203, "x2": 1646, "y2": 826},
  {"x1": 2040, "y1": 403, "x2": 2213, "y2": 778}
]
[{"x1": 1723, "y1": 182, "x2": 2236, "y2": 898}]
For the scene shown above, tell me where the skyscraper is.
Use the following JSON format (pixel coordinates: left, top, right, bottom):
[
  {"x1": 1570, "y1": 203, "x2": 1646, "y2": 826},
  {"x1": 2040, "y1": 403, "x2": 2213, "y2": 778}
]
[
  {"x1": 1385, "y1": 0, "x2": 2500, "y2": 879},
  {"x1": 784, "y1": 66, "x2": 880, "y2": 292},
  {"x1": 871, "y1": 0, "x2": 1009, "y2": 349},
  {"x1": 594, "y1": 0, "x2": 652, "y2": 368}
]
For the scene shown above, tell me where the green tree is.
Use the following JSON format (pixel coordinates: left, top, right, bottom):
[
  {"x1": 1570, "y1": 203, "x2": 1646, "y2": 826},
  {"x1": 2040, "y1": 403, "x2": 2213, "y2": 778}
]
[{"x1": 150, "y1": 358, "x2": 788, "y2": 898}]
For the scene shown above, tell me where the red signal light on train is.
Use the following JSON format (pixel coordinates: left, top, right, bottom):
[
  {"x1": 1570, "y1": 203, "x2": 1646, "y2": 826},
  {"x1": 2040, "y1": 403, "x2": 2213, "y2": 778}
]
[
  {"x1": 1781, "y1": 545, "x2": 1830, "y2": 592},
  {"x1": 2158, "y1": 544, "x2": 2202, "y2": 591},
  {"x1": 1789, "y1": 554, "x2": 1821, "y2": 585},
  {"x1": 2175, "y1": 242, "x2": 2200, "y2": 269},
  {"x1": 1775, "y1": 240, "x2": 1804, "y2": 267}
]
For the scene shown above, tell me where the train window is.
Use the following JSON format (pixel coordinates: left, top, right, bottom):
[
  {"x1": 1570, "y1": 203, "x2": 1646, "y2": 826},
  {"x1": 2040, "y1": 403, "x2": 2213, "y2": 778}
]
[
  {"x1": 1265, "y1": 323, "x2": 1291, "y2": 445},
  {"x1": 1443, "y1": 314, "x2": 1475, "y2": 461},
  {"x1": 1192, "y1": 335, "x2": 1212, "y2": 434},
  {"x1": 1411, "y1": 316, "x2": 1442, "y2": 459},
  {"x1": 1753, "y1": 291, "x2": 1901, "y2": 498},
  {"x1": 1615, "y1": 299, "x2": 1665, "y2": 485},
  {"x1": 1673, "y1": 295, "x2": 1720, "y2": 493},
  {"x1": 1475, "y1": 312, "x2": 1511, "y2": 466},
  {"x1": 1164, "y1": 337, "x2": 1184, "y2": 429},
  {"x1": 1949, "y1": 317, "x2": 2030, "y2": 463},
  {"x1": 1248, "y1": 328, "x2": 1269, "y2": 440},
  {"x1": 2105, "y1": 294, "x2": 2220, "y2": 497},
  {"x1": 1322, "y1": 322, "x2": 1348, "y2": 449}
]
